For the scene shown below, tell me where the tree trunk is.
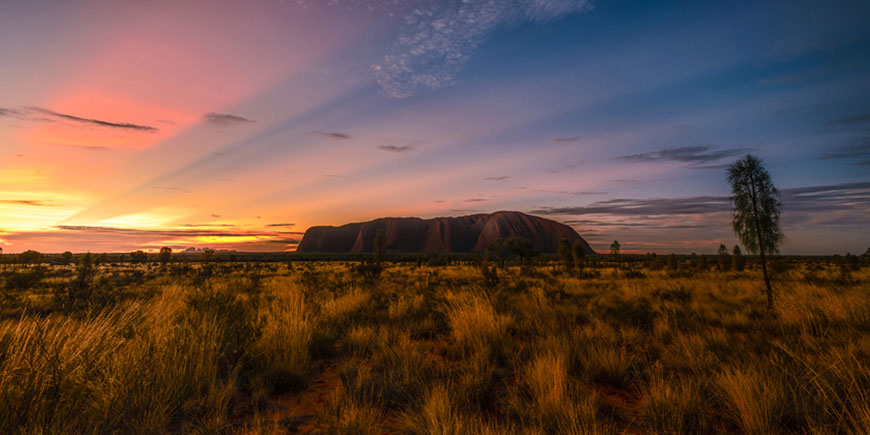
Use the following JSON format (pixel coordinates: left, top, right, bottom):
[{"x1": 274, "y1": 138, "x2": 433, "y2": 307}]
[
  {"x1": 749, "y1": 175, "x2": 774, "y2": 311},
  {"x1": 757, "y1": 242, "x2": 773, "y2": 311},
  {"x1": 750, "y1": 177, "x2": 773, "y2": 312}
]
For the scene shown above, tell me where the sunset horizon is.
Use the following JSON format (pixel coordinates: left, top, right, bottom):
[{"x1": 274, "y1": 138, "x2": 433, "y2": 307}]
[
  {"x1": 2, "y1": 0, "x2": 869, "y2": 255},
  {"x1": 2, "y1": 2, "x2": 870, "y2": 432}
]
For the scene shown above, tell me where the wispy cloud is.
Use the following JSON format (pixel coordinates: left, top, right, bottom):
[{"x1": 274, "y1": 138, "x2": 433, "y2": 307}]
[
  {"x1": 310, "y1": 130, "x2": 351, "y2": 140},
  {"x1": 377, "y1": 144, "x2": 416, "y2": 153},
  {"x1": 0, "y1": 108, "x2": 25, "y2": 118},
  {"x1": 550, "y1": 136, "x2": 582, "y2": 143},
  {"x1": 484, "y1": 175, "x2": 509, "y2": 181},
  {"x1": 818, "y1": 141, "x2": 870, "y2": 164},
  {"x1": 202, "y1": 112, "x2": 255, "y2": 126},
  {"x1": 179, "y1": 223, "x2": 238, "y2": 228},
  {"x1": 14, "y1": 225, "x2": 303, "y2": 252},
  {"x1": 691, "y1": 163, "x2": 733, "y2": 170},
  {"x1": 531, "y1": 181, "x2": 870, "y2": 217},
  {"x1": 829, "y1": 114, "x2": 870, "y2": 126},
  {"x1": 533, "y1": 189, "x2": 606, "y2": 196},
  {"x1": 779, "y1": 181, "x2": 870, "y2": 212},
  {"x1": 266, "y1": 222, "x2": 295, "y2": 227},
  {"x1": 368, "y1": 0, "x2": 593, "y2": 97},
  {"x1": 65, "y1": 145, "x2": 110, "y2": 152},
  {"x1": 18, "y1": 106, "x2": 158, "y2": 132},
  {"x1": 532, "y1": 196, "x2": 729, "y2": 216},
  {"x1": 564, "y1": 218, "x2": 713, "y2": 230},
  {"x1": 463, "y1": 197, "x2": 488, "y2": 202},
  {"x1": 152, "y1": 186, "x2": 190, "y2": 193},
  {"x1": 54, "y1": 225, "x2": 267, "y2": 238},
  {"x1": 0, "y1": 199, "x2": 53, "y2": 206},
  {"x1": 547, "y1": 160, "x2": 582, "y2": 173},
  {"x1": 612, "y1": 145, "x2": 750, "y2": 164}
]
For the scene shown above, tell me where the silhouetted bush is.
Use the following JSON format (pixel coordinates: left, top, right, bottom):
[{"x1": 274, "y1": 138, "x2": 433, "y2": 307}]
[{"x1": 606, "y1": 298, "x2": 657, "y2": 331}]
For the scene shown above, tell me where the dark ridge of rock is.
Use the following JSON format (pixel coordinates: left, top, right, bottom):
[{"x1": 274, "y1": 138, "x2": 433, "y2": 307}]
[{"x1": 296, "y1": 211, "x2": 595, "y2": 254}]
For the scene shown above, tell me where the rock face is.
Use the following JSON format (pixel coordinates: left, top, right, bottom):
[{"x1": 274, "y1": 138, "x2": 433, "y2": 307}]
[{"x1": 296, "y1": 211, "x2": 595, "y2": 254}]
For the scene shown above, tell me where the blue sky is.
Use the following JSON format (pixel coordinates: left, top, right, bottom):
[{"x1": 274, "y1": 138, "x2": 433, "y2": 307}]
[{"x1": 1, "y1": 0, "x2": 868, "y2": 253}]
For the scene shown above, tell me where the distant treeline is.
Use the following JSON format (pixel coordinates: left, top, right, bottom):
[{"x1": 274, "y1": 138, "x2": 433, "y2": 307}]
[{"x1": 3, "y1": 247, "x2": 868, "y2": 267}]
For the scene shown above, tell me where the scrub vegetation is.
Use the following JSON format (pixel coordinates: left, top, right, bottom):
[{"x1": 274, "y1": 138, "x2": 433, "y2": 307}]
[{"x1": 0, "y1": 250, "x2": 869, "y2": 434}]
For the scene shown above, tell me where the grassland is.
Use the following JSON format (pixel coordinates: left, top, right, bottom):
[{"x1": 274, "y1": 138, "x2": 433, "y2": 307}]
[{"x1": 0, "y1": 255, "x2": 868, "y2": 434}]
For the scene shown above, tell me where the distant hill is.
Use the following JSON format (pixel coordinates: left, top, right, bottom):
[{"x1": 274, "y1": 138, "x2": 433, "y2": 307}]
[{"x1": 296, "y1": 211, "x2": 595, "y2": 254}]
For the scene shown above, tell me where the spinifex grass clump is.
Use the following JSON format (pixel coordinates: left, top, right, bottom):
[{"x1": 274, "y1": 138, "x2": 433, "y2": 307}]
[{"x1": 0, "y1": 259, "x2": 867, "y2": 433}]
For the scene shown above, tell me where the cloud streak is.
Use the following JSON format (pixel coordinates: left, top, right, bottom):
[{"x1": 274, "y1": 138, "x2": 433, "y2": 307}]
[
  {"x1": 310, "y1": 130, "x2": 351, "y2": 140},
  {"x1": 612, "y1": 145, "x2": 750, "y2": 164},
  {"x1": 202, "y1": 112, "x2": 255, "y2": 126},
  {"x1": 532, "y1": 196, "x2": 729, "y2": 216},
  {"x1": 550, "y1": 136, "x2": 582, "y2": 143},
  {"x1": 0, "y1": 199, "x2": 53, "y2": 206},
  {"x1": 829, "y1": 114, "x2": 870, "y2": 126},
  {"x1": 377, "y1": 144, "x2": 416, "y2": 153},
  {"x1": 3, "y1": 225, "x2": 301, "y2": 253},
  {"x1": 19, "y1": 106, "x2": 158, "y2": 132},
  {"x1": 533, "y1": 189, "x2": 607, "y2": 196},
  {"x1": 530, "y1": 181, "x2": 870, "y2": 217},
  {"x1": 818, "y1": 141, "x2": 870, "y2": 164}
]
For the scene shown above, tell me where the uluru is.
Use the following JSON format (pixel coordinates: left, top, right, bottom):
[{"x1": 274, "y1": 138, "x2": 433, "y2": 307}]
[{"x1": 296, "y1": 211, "x2": 595, "y2": 254}]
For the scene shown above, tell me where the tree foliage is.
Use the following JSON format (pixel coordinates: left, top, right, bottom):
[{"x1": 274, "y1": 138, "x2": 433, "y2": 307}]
[
  {"x1": 572, "y1": 240, "x2": 586, "y2": 274},
  {"x1": 610, "y1": 240, "x2": 620, "y2": 258},
  {"x1": 18, "y1": 250, "x2": 42, "y2": 265},
  {"x1": 130, "y1": 250, "x2": 147, "y2": 264},
  {"x1": 727, "y1": 154, "x2": 782, "y2": 309},
  {"x1": 727, "y1": 155, "x2": 783, "y2": 256},
  {"x1": 159, "y1": 247, "x2": 172, "y2": 265},
  {"x1": 558, "y1": 239, "x2": 572, "y2": 272}
]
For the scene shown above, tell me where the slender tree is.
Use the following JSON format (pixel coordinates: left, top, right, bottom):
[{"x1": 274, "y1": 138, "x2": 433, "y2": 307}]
[
  {"x1": 373, "y1": 229, "x2": 386, "y2": 266},
  {"x1": 732, "y1": 245, "x2": 745, "y2": 272},
  {"x1": 717, "y1": 244, "x2": 731, "y2": 271},
  {"x1": 727, "y1": 154, "x2": 783, "y2": 310},
  {"x1": 558, "y1": 239, "x2": 573, "y2": 272},
  {"x1": 571, "y1": 240, "x2": 586, "y2": 275},
  {"x1": 667, "y1": 253, "x2": 678, "y2": 272},
  {"x1": 159, "y1": 247, "x2": 172, "y2": 265},
  {"x1": 610, "y1": 240, "x2": 621, "y2": 275}
]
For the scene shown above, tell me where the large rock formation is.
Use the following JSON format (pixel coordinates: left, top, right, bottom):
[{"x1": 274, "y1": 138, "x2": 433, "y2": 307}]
[{"x1": 296, "y1": 211, "x2": 595, "y2": 254}]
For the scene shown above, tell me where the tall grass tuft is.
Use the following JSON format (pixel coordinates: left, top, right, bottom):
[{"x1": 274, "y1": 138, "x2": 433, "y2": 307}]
[
  {"x1": 443, "y1": 292, "x2": 512, "y2": 353},
  {"x1": 717, "y1": 366, "x2": 785, "y2": 434}
]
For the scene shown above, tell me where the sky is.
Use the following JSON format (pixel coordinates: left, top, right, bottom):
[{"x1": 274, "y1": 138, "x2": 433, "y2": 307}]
[{"x1": 1, "y1": 0, "x2": 869, "y2": 255}]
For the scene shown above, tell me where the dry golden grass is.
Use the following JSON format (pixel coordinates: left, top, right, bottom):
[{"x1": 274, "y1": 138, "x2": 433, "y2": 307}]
[
  {"x1": 0, "y1": 259, "x2": 867, "y2": 433},
  {"x1": 443, "y1": 292, "x2": 512, "y2": 352}
]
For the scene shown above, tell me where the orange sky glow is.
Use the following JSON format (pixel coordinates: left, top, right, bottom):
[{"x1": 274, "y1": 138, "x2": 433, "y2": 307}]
[{"x1": 2, "y1": 0, "x2": 869, "y2": 254}]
